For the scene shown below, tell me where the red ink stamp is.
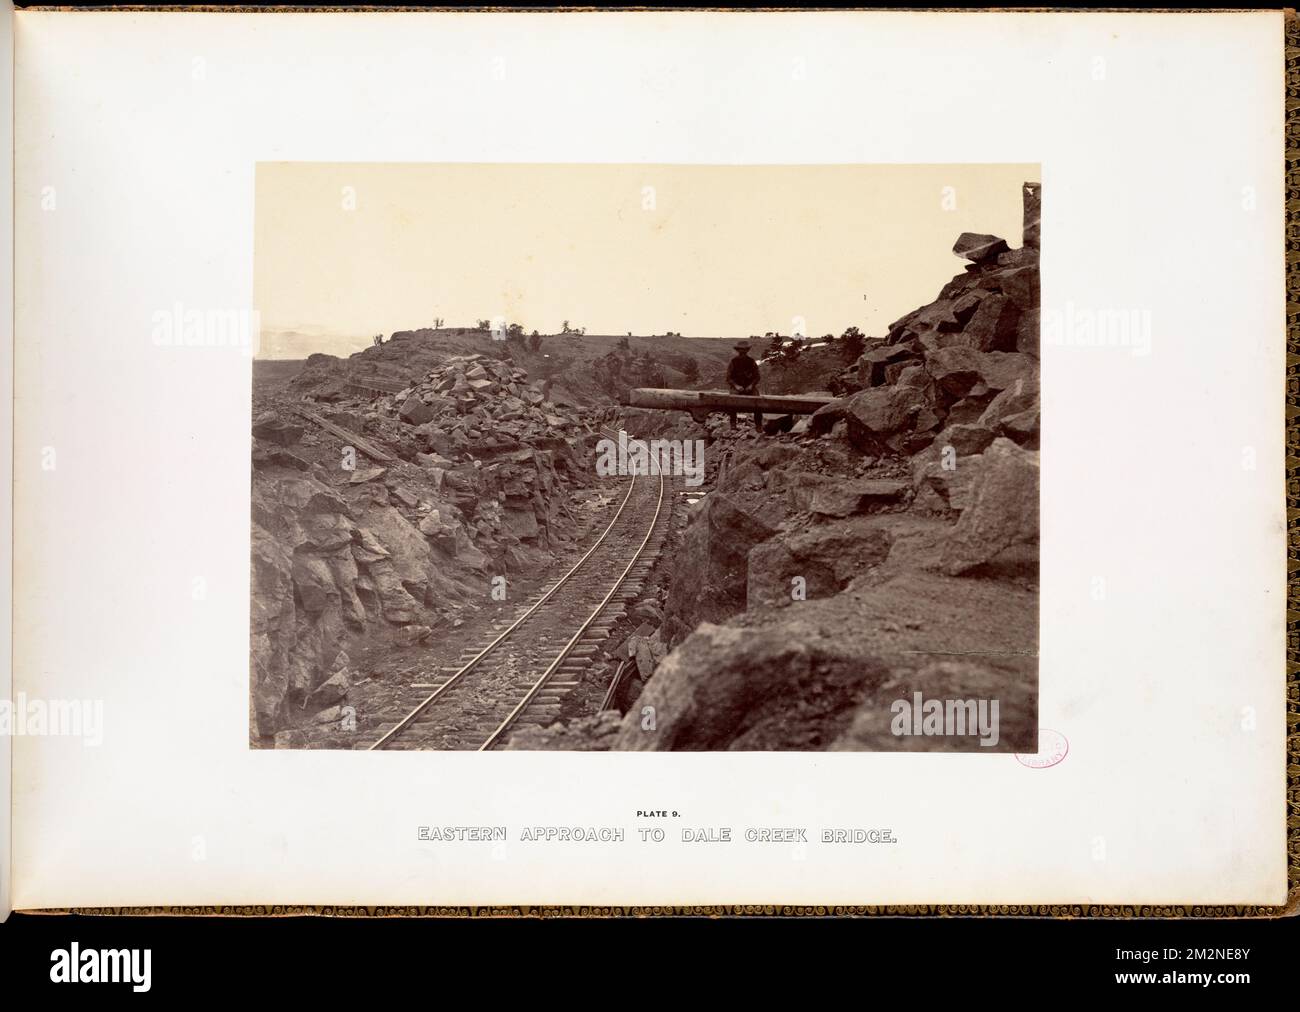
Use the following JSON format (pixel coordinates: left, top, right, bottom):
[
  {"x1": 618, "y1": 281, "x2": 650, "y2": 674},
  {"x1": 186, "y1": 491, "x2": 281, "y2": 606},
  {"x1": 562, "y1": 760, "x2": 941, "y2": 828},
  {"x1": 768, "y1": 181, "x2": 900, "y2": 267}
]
[{"x1": 1016, "y1": 728, "x2": 1068, "y2": 769}]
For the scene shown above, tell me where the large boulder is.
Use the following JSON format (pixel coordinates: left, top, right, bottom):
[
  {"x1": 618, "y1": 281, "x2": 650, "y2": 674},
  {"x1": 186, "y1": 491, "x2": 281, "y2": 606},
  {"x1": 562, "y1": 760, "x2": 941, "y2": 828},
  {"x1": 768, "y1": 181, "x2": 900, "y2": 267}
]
[
  {"x1": 858, "y1": 343, "x2": 921, "y2": 387},
  {"x1": 955, "y1": 292, "x2": 1020, "y2": 352},
  {"x1": 664, "y1": 491, "x2": 784, "y2": 632},
  {"x1": 764, "y1": 468, "x2": 840, "y2": 513},
  {"x1": 832, "y1": 659, "x2": 1036, "y2": 752},
  {"x1": 977, "y1": 351, "x2": 1038, "y2": 392},
  {"x1": 940, "y1": 438, "x2": 1039, "y2": 575},
  {"x1": 978, "y1": 377, "x2": 1040, "y2": 449},
  {"x1": 910, "y1": 443, "x2": 986, "y2": 514},
  {"x1": 842, "y1": 385, "x2": 931, "y2": 453},
  {"x1": 747, "y1": 516, "x2": 894, "y2": 608},
  {"x1": 924, "y1": 347, "x2": 1037, "y2": 403},
  {"x1": 979, "y1": 375, "x2": 1040, "y2": 429},
  {"x1": 252, "y1": 411, "x2": 304, "y2": 447},
  {"x1": 609, "y1": 622, "x2": 878, "y2": 751},
  {"x1": 953, "y1": 232, "x2": 1009, "y2": 264},
  {"x1": 997, "y1": 264, "x2": 1039, "y2": 312},
  {"x1": 308, "y1": 667, "x2": 350, "y2": 708},
  {"x1": 924, "y1": 346, "x2": 986, "y2": 401},
  {"x1": 944, "y1": 392, "x2": 997, "y2": 426},
  {"x1": 809, "y1": 479, "x2": 909, "y2": 518},
  {"x1": 997, "y1": 408, "x2": 1040, "y2": 450},
  {"x1": 933, "y1": 422, "x2": 995, "y2": 457},
  {"x1": 811, "y1": 382, "x2": 948, "y2": 456},
  {"x1": 616, "y1": 566, "x2": 1039, "y2": 752},
  {"x1": 399, "y1": 396, "x2": 438, "y2": 425}
]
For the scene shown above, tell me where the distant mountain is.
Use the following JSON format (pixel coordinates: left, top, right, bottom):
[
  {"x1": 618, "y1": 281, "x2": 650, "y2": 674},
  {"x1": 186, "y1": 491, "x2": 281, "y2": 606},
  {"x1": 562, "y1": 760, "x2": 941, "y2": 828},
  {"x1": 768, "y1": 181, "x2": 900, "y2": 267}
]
[{"x1": 257, "y1": 326, "x2": 372, "y2": 361}]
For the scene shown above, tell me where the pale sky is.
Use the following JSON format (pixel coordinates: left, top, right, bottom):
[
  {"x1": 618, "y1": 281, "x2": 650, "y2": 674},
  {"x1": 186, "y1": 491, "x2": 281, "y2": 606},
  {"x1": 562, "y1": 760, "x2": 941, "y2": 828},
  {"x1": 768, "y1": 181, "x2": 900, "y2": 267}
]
[{"x1": 254, "y1": 163, "x2": 1037, "y2": 352}]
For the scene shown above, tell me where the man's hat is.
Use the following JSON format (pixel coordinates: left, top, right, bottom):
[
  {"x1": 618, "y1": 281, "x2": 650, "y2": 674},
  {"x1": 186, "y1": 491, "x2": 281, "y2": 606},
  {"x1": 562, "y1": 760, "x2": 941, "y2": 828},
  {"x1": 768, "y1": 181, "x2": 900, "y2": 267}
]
[{"x1": 733, "y1": 342, "x2": 751, "y2": 352}]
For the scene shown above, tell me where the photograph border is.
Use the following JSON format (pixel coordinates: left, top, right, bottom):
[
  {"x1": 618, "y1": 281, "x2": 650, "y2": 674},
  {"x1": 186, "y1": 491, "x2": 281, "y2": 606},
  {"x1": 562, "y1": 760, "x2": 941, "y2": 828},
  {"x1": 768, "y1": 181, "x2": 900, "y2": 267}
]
[{"x1": 18, "y1": 4, "x2": 1293, "y2": 920}]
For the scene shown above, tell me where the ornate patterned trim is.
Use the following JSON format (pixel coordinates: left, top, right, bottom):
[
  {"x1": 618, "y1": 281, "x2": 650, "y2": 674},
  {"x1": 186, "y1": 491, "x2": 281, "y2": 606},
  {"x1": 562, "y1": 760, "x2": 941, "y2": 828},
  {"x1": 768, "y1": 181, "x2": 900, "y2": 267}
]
[{"x1": 1281, "y1": 3, "x2": 1299, "y2": 922}]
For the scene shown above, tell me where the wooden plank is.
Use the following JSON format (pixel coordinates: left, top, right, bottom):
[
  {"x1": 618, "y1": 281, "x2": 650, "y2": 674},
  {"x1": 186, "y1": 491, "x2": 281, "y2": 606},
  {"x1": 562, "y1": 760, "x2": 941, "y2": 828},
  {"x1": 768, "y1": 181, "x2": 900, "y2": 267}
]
[
  {"x1": 623, "y1": 387, "x2": 834, "y2": 415},
  {"x1": 292, "y1": 406, "x2": 397, "y2": 463}
]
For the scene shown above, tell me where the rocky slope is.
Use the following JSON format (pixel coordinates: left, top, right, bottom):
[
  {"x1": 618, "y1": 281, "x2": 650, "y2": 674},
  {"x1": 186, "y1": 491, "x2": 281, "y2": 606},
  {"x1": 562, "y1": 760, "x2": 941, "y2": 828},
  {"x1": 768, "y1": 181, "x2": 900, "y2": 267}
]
[
  {"x1": 281, "y1": 327, "x2": 738, "y2": 410},
  {"x1": 250, "y1": 353, "x2": 601, "y2": 742},
  {"x1": 526, "y1": 185, "x2": 1042, "y2": 752}
]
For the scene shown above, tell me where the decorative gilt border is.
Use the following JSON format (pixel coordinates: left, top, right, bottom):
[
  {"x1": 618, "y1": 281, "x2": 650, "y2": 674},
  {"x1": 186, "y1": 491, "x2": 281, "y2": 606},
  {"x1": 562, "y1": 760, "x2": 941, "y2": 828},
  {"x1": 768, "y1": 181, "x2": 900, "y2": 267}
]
[{"x1": 29, "y1": 7, "x2": 1295, "y2": 920}]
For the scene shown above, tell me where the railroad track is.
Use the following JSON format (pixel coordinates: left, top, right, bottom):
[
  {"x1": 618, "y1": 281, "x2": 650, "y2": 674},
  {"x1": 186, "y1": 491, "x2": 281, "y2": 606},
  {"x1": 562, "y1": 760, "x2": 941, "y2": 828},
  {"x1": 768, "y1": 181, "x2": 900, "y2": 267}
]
[{"x1": 364, "y1": 437, "x2": 671, "y2": 751}]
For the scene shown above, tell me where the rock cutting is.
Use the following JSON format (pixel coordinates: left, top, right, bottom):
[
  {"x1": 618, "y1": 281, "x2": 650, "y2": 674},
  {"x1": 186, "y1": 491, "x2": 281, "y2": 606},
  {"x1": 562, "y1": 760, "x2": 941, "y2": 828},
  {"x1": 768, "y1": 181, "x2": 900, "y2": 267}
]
[{"x1": 250, "y1": 180, "x2": 1041, "y2": 754}]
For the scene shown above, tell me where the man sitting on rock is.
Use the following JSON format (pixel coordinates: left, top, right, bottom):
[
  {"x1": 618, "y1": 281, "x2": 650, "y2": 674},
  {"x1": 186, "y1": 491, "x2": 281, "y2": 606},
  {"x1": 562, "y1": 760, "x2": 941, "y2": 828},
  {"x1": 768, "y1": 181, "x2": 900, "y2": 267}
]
[{"x1": 726, "y1": 342, "x2": 763, "y2": 431}]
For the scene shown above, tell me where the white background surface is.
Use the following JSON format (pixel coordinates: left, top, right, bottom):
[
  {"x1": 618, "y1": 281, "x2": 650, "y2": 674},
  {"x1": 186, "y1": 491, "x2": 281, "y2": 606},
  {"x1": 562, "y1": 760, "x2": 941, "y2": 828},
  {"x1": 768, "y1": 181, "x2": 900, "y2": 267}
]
[
  {"x1": 2, "y1": 0, "x2": 14, "y2": 923},
  {"x1": 11, "y1": 10, "x2": 1287, "y2": 907}
]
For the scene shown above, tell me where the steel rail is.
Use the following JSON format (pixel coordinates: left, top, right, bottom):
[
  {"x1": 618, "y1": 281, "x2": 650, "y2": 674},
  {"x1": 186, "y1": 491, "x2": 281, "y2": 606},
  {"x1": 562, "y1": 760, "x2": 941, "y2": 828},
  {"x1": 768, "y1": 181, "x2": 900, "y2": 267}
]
[
  {"x1": 479, "y1": 470, "x2": 666, "y2": 750},
  {"x1": 368, "y1": 466, "x2": 640, "y2": 750}
]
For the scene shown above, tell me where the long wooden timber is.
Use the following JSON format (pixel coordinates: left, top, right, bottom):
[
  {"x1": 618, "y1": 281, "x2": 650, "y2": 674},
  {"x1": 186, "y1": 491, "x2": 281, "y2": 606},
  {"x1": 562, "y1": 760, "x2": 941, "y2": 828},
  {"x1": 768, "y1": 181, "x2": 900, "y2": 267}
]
[
  {"x1": 623, "y1": 387, "x2": 835, "y2": 416},
  {"x1": 292, "y1": 406, "x2": 397, "y2": 463}
]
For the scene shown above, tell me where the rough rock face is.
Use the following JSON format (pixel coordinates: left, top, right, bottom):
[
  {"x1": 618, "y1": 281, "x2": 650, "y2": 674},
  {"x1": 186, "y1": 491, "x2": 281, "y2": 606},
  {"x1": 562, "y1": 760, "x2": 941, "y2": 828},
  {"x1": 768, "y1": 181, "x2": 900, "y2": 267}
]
[
  {"x1": 910, "y1": 444, "x2": 986, "y2": 514},
  {"x1": 811, "y1": 347, "x2": 1034, "y2": 458},
  {"x1": 251, "y1": 354, "x2": 595, "y2": 740},
  {"x1": 614, "y1": 190, "x2": 1040, "y2": 752},
  {"x1": 832, "y1": 657, "x2": 1035, "y2": 751},
  {"x1": 252, "y1": 411, "x2": 305, "y2": 447},
  {"x1": 664, "y1": 491, "x2": 785, "y2": 635},
  {"x1": 250, "y1": 526, "x2": 297, "y2": 735},
  {"x1": 939, "y1": 438, "x2": 1040, "y2": 575},
  {"x1": 747, "y1": 516, "x2": 894, "y2": 609},
  {"x1": 384, "y1": 353, "x2": 574, "y2": 455},
  {"x1": 614, "y1": 567, "x2": 1037, "y2": 752},
  {"x1": 661, "y1": 433, "x2": 914, "y2": 640},
  {"x1": 810, "y1": 478, "x2": 908, "y2": 518},
  {"x1": 610, "y1": 621, "x2": 881, "y2": 751},
  {"x1": 823, "y1": 207, "x2": 1041, "y2": 403}
]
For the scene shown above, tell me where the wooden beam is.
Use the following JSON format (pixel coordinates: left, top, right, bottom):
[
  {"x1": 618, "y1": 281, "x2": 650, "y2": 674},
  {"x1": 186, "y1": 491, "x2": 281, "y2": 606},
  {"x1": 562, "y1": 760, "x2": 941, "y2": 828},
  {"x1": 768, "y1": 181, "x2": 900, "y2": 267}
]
[
  {"x1": 622, "y1": 387, "x2": 834, "y2": 415},
  {"x1": 292, "y1": 406, "x2": 397, "y2": 463}
]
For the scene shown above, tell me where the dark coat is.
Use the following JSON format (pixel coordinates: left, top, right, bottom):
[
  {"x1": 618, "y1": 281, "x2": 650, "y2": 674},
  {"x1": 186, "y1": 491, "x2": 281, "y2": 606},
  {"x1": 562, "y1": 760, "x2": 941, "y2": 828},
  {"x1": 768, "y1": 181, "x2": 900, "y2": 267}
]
[{"x1": 727, "y1": 353, "x2": 760, "y2": 390}]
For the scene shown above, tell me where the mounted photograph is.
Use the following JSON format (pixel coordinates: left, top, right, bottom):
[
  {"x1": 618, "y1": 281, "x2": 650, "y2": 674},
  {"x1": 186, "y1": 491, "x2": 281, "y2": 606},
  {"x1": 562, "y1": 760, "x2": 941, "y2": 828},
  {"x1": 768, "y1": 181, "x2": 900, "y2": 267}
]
[{"x1": 250, "y1": 163, "x2": 1041, "y2": 753}]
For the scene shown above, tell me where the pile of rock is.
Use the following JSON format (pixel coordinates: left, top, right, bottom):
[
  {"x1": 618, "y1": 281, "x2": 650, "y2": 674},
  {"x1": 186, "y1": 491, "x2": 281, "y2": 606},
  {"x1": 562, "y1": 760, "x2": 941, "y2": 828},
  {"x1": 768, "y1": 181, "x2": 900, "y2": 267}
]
[
  {"x1": 805, "y1": 213, "x2": 1041, "y2": 576},
  {"x1": 813, "y1": 214, "x2": 1039, "y2": 449},
  {"x1": 827, "y1": 188, "x2": 1040, "y2": 390},
  {"x1": 603, "y1": 189, "x2": 1043, "y2": 752},
  {"x1": 250, "y1": 353, "x2": 601, "y2": 742},
  {"x1": 385, "y1": 354, "x2": 575, "y2": 460}
]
